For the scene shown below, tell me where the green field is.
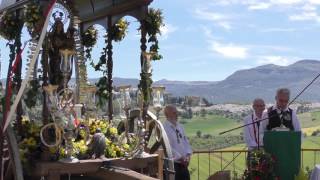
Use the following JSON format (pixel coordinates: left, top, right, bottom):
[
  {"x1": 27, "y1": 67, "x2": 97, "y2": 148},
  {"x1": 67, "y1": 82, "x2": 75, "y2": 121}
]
[
  {"x1": 180, "y1": 111, "x2": 320, "y2": 180},
  {"x1": 182, "y1": 114, "x2": 241, "y2": 136}
]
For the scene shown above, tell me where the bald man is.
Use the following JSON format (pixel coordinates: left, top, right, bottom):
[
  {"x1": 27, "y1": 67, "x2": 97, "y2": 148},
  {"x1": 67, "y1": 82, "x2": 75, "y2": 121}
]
[
  {"x1": 243, "y1": 98, "x2": 266, "y2": 150},
  {"x1": 163, "y1": 105, "x2": 192, "y2": 180},
  {"x1": 243, "y1": 98, "x2": 267, "y2": 169}
]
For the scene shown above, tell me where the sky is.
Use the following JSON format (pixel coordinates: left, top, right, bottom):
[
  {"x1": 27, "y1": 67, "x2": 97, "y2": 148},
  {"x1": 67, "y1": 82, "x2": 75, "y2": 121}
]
[{"x1": 1, "y1": 0, "x2": 320, "y2": 81}]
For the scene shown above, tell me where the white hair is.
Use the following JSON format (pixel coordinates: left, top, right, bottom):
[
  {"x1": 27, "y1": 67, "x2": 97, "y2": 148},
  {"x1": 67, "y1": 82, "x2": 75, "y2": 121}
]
[{"x1": 276, "y1": 88, "x2": 290, "y2": 98}]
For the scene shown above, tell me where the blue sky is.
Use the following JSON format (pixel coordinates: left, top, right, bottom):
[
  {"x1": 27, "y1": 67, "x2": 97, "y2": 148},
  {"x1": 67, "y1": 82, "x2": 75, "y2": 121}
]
[{"x1": 1, "y1": 0, "x2": 320, "y2": 81}]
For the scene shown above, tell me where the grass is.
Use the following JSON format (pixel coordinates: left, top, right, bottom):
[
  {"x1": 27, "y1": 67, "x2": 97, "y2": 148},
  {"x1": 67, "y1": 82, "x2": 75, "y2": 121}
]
[{"x1": 182, "y1": 114, "x2": 241, "y2": 136}]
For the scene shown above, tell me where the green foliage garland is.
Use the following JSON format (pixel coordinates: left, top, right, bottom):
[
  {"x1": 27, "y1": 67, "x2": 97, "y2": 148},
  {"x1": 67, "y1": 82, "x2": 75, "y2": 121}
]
[
  {"x1": 24, "y1": 79, "x2": 41, "y2": 108},
  {"x1": 0, "y1": 12, "x2": 22, "y2": 40},
  {"x1": 110, "y1": 18, "x2": 129, "y2": 42},
  {"x1": 81, "y1": 26, "x2": 98, "y2": 61},
  {"x1": 144, "y1": 8, "x2": 164, "y2": 60},
  {"x1": 93, "y1": 19, "x2": 129, "y2": 105},
  {"x1": 24, "y1": 0, "x2": 42, "y2": 38},
  {"x1": 95, "y1": 76, "x2": 109, "y2": 107}
]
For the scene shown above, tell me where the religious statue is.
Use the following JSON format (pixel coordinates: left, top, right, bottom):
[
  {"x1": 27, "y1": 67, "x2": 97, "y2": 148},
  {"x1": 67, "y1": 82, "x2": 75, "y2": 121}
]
[{"x1": 48, "y1": 14, "x2": 75, "y2": 91}]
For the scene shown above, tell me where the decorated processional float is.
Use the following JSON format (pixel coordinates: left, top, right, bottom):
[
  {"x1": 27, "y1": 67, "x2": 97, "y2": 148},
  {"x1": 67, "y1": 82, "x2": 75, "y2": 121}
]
[{"x1": 0, "y1": 0, "x2": 175, "y2": 179}]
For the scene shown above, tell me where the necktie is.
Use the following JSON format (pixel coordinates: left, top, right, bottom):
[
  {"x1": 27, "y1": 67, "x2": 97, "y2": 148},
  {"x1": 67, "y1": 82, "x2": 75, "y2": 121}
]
[{"x1": 176, "y1": 129, "x2": 182, "y2": 144}]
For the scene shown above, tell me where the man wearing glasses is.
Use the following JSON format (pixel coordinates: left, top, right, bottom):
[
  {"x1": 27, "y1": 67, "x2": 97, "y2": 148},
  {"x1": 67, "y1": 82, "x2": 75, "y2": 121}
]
[
  {"x1": 163, "y1": 105, "x2": 192, "y2": 180},
  {"x1": 265, "y1": 88, "x2": 301, "y2": 131}
]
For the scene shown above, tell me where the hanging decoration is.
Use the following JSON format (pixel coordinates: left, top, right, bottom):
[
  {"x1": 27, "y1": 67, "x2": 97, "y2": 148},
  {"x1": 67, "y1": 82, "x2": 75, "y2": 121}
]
[
  {"x1": 81, "y1": 26, "x2": 97, "y2": 61},
  {"x1": 0, "y1": 11, "x2": 22, "y2": 40},
  {"x1": 93, "y1": 18, "x2": 129, "y2": 107},
  {"x1": 144, "y1": 8, "x2": 164, "y2": 60},
  {"x1": 109, "y1": 18, "x2": 129, "y2": 42},
  {"x1": 24, "y1": 0, "x2": 43, "y2": 38}
]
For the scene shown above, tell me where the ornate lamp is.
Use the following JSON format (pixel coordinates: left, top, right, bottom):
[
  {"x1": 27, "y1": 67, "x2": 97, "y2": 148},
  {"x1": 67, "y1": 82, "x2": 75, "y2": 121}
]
[
  {"x1": 118, "y1": 85, "x2": 131, "y2": 142},
  {"x1": 118, "y1": 85, "x2": 131, "y2": 118},
  {"x1": 83, "y1": 86, "x2": 97, "y2": 118},
  {"x1": 42, "y1": 48, "x2": 79, "y2": 163},
  {"x1": 59, "y1": 49, "x2": 74, "y2": 88},
  {"x1": 152, "y1": 86, "x2": 165, "y2": 119}
]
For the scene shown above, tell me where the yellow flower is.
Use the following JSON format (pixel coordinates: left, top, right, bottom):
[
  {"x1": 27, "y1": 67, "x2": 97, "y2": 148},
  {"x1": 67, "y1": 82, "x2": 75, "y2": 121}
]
[
  {"x1": 49, "y1": 147, "x2": 58, "y2": 154},
  {"x1": 122, "y1": 144, "x2": 130, "y2": 150},
  {"x1": 105, "y1": 138, "x2": 111, "y2": 145},
  {"x1": 109, "y1": 127, "x2": 117, "y2": 135}
]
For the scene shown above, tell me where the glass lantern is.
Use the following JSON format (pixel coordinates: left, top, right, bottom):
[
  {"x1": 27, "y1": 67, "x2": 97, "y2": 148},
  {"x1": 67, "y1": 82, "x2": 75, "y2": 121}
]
[
  {"x1": 152, "y1": 86, "x2": 165, "y2": 119},
  {"x1": 118, "y1": 85, "x2": 131, "y2": 111}
]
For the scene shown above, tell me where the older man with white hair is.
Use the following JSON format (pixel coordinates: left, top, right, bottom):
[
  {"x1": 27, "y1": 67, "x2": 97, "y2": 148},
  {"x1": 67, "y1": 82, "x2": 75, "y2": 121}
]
[
  {"x1": 163, "y1": 105, "x2": 192, "y2": 180},
  {"x1": 265, "y1": 88, "x2": 301, "y2": 131},
  {"x1": 243, "y1": 98, "x2": 267, "y2": 169},
  {"x1": 243, "y1": 98, "x2": 266, "y2": 150}
]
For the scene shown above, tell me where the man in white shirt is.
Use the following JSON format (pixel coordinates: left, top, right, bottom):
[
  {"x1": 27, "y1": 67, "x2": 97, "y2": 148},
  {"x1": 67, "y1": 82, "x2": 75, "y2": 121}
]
[
  {"x1": 163, "y1": 105, "x2": 192, "y2": 180},
  {"x1": 243, "y1": 98, "x2": 266, "y2": 150},
  {"x1": 264, "y1": 88, "x2": 301, "y2": 131},
  {"x1": 243, "y1": 98, "x2": 266, "y2": 169}
]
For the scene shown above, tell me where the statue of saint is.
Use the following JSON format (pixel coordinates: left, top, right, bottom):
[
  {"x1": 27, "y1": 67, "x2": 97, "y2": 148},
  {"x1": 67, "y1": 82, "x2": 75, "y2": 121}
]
[{"x1": 48, "y1": 17, "x2": 75, "y2": 91}]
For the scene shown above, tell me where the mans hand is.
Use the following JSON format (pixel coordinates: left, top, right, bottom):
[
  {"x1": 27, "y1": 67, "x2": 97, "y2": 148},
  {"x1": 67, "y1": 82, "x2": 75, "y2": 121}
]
[{"x1": 182, "y1": 155, "x2": 191, "y2": 167}]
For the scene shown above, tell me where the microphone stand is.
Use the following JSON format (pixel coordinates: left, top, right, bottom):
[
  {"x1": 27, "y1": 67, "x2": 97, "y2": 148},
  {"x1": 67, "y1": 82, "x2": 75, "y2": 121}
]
[{"x1": 257, "y1": 121, "x2": 260, "y2": 150}]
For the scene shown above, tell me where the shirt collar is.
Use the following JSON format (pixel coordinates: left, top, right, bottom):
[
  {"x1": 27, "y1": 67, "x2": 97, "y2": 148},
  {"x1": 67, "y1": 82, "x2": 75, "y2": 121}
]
[
  {"x1": 272, "y1": 105, "x2": 289, "y2": 113},
  {"x1": 166, "y1": 119, "x2": 178, "y2": 128},
  {"x1": 253, "y1": 112, "x2": 263, "y2": 120}
]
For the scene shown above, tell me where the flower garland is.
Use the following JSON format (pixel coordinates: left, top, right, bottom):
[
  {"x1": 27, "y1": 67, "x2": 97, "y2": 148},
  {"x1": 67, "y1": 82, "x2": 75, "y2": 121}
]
[
  {"x1": 243, "y1": 149, "x2": 278, "y2": 180},
  {"x1": 24, "y1": 79, "x2": 41, "y2": 108},
  {"x1": 0, "y1": 11, "x2": 22, "y2": 40},
  {"x1": 144, "y1": 8, "x2": 164, "y2": 60},
  {"x1": 92, "y1": 19, "x2": 129, "y2": 106},
  {"x1": 138, "y1": 8, "x2": 164, "y2": 104},
  {"x1": 110, "y1": 18, "x2": 129, "y2": 42},
  {"x1": 24, "y1": 0, "x2": 43, "y2": 38},
  {"x1": 81, "y1": 26, "x2": 98, "y2": 61}
]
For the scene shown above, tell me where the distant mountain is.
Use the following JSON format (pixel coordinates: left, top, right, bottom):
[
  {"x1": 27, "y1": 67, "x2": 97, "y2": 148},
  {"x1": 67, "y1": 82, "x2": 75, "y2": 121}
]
[
  {"x1": 155, "y1": 60, "x2": 320, "y2": 103},
  {"x1": 2, "y1": 60, "x2": 320, "y2": 103}
]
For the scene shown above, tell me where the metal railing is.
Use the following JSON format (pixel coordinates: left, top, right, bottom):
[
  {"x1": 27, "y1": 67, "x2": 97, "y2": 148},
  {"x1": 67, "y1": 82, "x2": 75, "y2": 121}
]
[{"x1": 191, "y1": 148, "x2": 320, "y2": 180}]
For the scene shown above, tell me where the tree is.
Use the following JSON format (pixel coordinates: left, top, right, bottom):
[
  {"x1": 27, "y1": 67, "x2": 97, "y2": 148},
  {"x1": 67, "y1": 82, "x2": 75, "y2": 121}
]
[
  {"x1": 200, "y1": 108, "x2": 207, "y2": 117},
  {"x1": 196, "y1": 130, "x2": 202, "y2": 138},
  {"x1": 187, "y1": 108, "x2": 193, "y2": 119}
]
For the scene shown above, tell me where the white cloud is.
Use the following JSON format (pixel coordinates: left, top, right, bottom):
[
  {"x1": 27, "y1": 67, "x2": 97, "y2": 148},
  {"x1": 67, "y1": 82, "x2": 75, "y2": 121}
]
[
  {"x1": 308, "y1": 0, "x2": 320, "y2": 5},
  {"x1": 194, "y1": 8, "x2": 233, "y2": 30},
  {"x1": 248, "y1": 3, "x2": 271, "y2": 10},
  {"x1": 302, "y1": 4, "x2": 317, "y2": 11},
  {"x1": 194, "y1": 8, "x2": 229, "y2": 21},
  {"x1": 257, "y1": 56, "x2": 293, "y2": 66},
  {"x1": 201, "y1": 26, "x2": 214, "y2": 40},
  {"x1": 210, "y1": 42, "x2": 248, "y2": 59},
  {"x1": 160, "y1": 24, "x2": 178, "y2": 40},
  {"x1": 289, "y1": 11, "x2": 320, "y2": 22},
  {"x1": 217, "y1": 22, "x2": 232, "y2": 30},
  {"x1": 270, "y1": 0, "x2": 303, "y2": 5},
  {"x1": 261, "y1": 27, "x2": 297, "y2": 32}
]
